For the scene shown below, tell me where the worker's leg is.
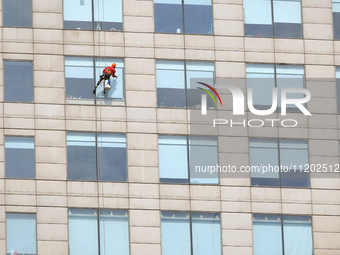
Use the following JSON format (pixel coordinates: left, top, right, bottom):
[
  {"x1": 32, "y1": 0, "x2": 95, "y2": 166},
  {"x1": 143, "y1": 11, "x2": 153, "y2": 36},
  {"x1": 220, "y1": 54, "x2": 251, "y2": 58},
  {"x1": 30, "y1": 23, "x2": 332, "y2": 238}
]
[{"x1": 96, "y1": 75, "x2": 104, "y2": 86}]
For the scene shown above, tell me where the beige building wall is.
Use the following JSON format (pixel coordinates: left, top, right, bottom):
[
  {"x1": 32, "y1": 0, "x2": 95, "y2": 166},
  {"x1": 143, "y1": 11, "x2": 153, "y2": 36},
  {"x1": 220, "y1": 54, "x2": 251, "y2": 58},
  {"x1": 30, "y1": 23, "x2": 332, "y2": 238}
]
[{"x1": 0, "y1": 0, "x2": 338, "y2": 254}]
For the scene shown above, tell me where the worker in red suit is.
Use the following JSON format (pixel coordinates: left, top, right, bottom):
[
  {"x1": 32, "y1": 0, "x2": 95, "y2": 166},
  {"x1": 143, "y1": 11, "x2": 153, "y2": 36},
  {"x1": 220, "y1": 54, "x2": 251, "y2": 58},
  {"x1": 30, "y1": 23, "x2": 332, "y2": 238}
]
[{"x1": 93, "y1": 63, "x2": 118, "y2": 94}]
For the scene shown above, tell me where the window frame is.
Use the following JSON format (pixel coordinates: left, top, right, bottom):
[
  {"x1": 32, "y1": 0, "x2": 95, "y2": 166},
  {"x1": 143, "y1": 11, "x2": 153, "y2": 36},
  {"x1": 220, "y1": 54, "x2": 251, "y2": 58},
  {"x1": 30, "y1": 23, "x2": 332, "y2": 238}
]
[
  {"x1": 62, "y1": 0, "x2": 124, "y2": 31},
  {"x1": 246, "y1": 63, "x2": 306, "y2": 114},
  {"x1": 158, "y1": 134, "x2": 220, "y2": 185},
  {"x1": 5, "y1": 135, "x2": 36, "y2": 179},
  {"x1": 66, "y1": 132, "x2": 128, "y2": 182},
  {"x1": 252, "y1": 214, "x2": 314, "y2": 255},
  {"x1": 249, "y1": 138, "x2": 310, "y2": 188},
  {"x1": 68, "y1": 208, "x2": 130, "y2": 255},
  {"x1": 243, "y1": 0, "x2": 303, "y2": 39},
  {"x1": 153, "y1": 0, "x2": 214, "y2": 35},
  {"x1": 6, "y1": 212, "x2": 37, "y2": 255},
  {"x1": 161, "y1": 211, "x2": 222, "y2": 255},
  {"x1": 156, "y1": 59, "x2": 216, "y2": 109},
  {"x1": 2, "y1": 0, "x2": 33, "y2": 28},
  {"x1": 64, "y1": 56, "x2": 126, "y2": 106}
]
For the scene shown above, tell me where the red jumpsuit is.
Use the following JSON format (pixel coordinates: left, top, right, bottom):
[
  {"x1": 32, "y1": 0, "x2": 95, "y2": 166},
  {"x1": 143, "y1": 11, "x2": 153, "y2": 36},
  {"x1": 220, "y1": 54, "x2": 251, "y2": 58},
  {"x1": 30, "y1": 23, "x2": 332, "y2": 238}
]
[{"x1": 103, "y1": 66, "x2": 116, "y2": 77}]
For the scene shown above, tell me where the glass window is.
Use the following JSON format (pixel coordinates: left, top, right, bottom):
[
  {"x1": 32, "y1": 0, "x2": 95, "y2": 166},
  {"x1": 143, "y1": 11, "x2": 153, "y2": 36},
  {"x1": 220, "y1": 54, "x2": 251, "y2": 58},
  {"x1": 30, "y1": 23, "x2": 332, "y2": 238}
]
[
  {"x1": 246, "y1": 64, "x2": 305, "y2": 113},
  {"x1": 189, "y1": 136, "x2": 218, "y2": 184},
  {"x1": 246, "y1": 64, "x2": 275, "y2": 110},
  {"x1": 154, "y1": 0, "x2": 183, "y2": 33},
  {"x1": 244, "y1": 0, "x2": 273, "y2": 37},
  {"x1": 159, "y1": 135, "x2": 188, "y2": 183},
  {"x1": 244, "y1": 0, "x2": 302, "y2": 38},
  {"x1": 65, "y1": 57, "x2": 125, "y2": 105},
  {"x1": 95, "y1": 58, "x2": 125, "y2": 105},
  {"x1": 6, "y1": 213, "x2": 36, "y2": 255},
  {"x1": 63, "y1": 0, "x2": 93, "y2": 30},
  {"x1": 69, "y1": 209, "x2": 129, "y2": 255},
  {"x1": 154, "y1": 0, "x2": 213, "y2": 34},
  {"x1": 250, "y1": 138, "x2": 310, "y2": 187},
  {"x1": 94, "y1": 0, "x2": 123, "y2": 31},
  {"x1": 186, "y1": 62, "x2": 215, "y2": 109},
  {"x1": 67, "y1": 132, "x2": 96, "y2": 181},
  {"x1": 250, "y1": 138, "x2": 280, "y2": 187},
  {"x1": 156, "y1": 60, "x2": 215, "y2": 108},
  {"x1": 99, "y1": 210, "x2": 129, "y2": 255},
  {"x1": 159, "y1": 135, "x2": 219, "y2": 184},
  {"x1": 333, "y1": 0, "x2": 340, "y2": 39},
  {"x1": 191, "y1": 213, "x2": 221, "y2": 255},
  {"x1": 161, "y1": 212, "x2": 191, "y2": 255},
  {"x1": 276, "y1": 65, "x2": 305, "y2": 112},
  {"x1": 282, "y1": 216, "x2": 313, "y2": 255},
  {"x1": 273, "y1": 0, "x2": 302, "y2": 38},
  {"x1": 336, "y1": 67, "x2": 340, "y2": 113},
  {"x1": 68, "y1": 209, "x2": 99, "y2": 255},
  {"x1": 253, "y1": 215, "x2": 284, "y2": 255},
  {"x1": 184, "y1": 0, "x2": 213, "y2": 34},
  {"x1": 279, "y1": 140, "x2": 309, "y2": 187},
  {"x1": 5, "y1": 136, "x2": 35, "y2": 179},
  {"x1": 3, "y1": 0, "x2": 32, "y2": 27},
  {"x1": 253, "y1": 215, "x2": 313, "y2": 255},
  {"x1": 64, "y1": 0, "x2": 123, "y2": 31},
  {"x1": 4, "y1": 61, "x2": 33, "y2": 103},
  {"x1": 97, "y1": 133, "x2": 127, "y2": 182},
  {"x1": 65, "y1": 57, "x2": 94, "y2": 104},
  {"x1": 156, "y1": 60, "x2": 186, "y2": 108},
  {"x1": 161, "y1": 211, "x2": 221, "y2": 255}
]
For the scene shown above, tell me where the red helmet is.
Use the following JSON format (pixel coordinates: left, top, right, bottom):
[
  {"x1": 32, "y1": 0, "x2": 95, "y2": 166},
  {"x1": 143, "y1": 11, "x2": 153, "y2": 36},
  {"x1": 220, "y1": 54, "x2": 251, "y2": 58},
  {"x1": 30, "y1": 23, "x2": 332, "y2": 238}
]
[{"x1": 111, "y1": 63, "x2": 116, "y2": 68}]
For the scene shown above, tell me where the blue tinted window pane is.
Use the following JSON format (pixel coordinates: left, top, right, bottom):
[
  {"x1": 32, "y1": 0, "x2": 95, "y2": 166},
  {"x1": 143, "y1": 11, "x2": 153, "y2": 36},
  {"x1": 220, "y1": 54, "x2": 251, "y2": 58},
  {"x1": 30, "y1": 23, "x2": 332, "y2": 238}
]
[
  {"x1": 189, "y1": 136, "x2": 218, "y2": 184},
  {"x1": 156, "y1": 60, "x2": 186, "y2": 108},
  {"x1": 276, "y1": 65, "x2": 305, "y2": 112},
  {"x1": 3, "y1": 0, "x2": 32, "y2": 27},
  {"x1": 250, "y1": 138, "x2": 280, "y2": 187},
  {"x1": 5, "y1": 137, "x2": 35, "y2": 179},
  {"x1": 161, "y1": 212, "x2": 191, "y2": 255},
  {"x1": 94, "y1": 0, "x2": 123, "y2": 31},
  {"x1": 244, "y1": 0, "x2": 273, "y2": 37},
  {"x1": 184, "y1": 0, "x2": 213, "y2": 34},
  {"x1": 333, "y1": 1, "x2": 340, "y2": 39},
  {"x1": 159, "y1": 135, "x2": 188, "y2": 183},
  {"x1": 65, "y1": 57, "x2": 94, "y2": 103},
  {"x1": 67, "y1": 132, "x2": 97, "y2": 181},
  {"x1": 186, "y1": 62, "x2": 215, "y2": 109},
  {"x1": 68, "y1": 209, "x2": 99, "y2": 255},
  {"x1": 336, "y1": 67, "x2": 340, "y2": 113},
  {"x1": 283, "y1": 216, "x2": 313, "y2": 255},
  {"x1": 98, "y1": 133, "x2": 127, "y2": 182},
  {"x1": 95, "y1": 58, "x2": 125, "y2": 103},
  {"x1": 7, "y1": 214, "x2": 36, "y2": 255},
  {"x1": 99, "y1": 210, "x2": 129, "y2": 255},
  {"x1": 192, "y1": 213, "x2": 221, "y2": 255},
  {"x1": 273, "y1": 0, "x2": 302, "y2": 38},
  {"x1": 63, "y1": 0, "x2": 93, "y2": 29},
  {"x1": 4, "y1": 61, "x2": 33, "y2": 103},
  {"x1": 253, "y1": 215, "x2": 283, "y2": 255},
  {"x1": 154, "y1": 0, "x2": 183, "y2": 33},
  {"x1": 279, "y1": 140, "x2": 309, "y2": 187},
  {"x1": 246, "y1": 64, "x2": 275, "y2": 109}
]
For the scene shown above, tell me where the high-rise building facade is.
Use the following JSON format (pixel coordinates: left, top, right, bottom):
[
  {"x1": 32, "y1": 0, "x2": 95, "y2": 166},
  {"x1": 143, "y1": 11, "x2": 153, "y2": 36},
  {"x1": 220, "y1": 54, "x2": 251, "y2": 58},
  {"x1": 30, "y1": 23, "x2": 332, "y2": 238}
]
[{"x1": 0, "y1": 0, "x2": 339, "y2": 254}]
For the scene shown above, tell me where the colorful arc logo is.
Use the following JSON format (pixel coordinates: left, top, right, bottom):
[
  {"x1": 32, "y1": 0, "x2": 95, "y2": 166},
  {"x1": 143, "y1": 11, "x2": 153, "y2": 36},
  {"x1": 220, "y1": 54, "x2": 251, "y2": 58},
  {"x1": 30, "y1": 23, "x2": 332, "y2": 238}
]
[{"x1": 196, "y1": 82, "x2": 223, "y2": 107}]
